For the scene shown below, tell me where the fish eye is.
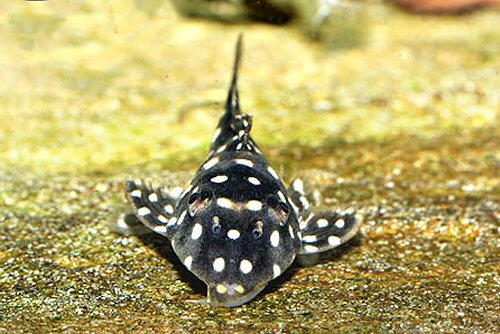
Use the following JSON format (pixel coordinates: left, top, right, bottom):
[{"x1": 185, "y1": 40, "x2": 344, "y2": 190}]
[
  {"x1": 267, "y1": 196, "x2": 279, "y2": 207},
  {"x1": 267, "y1": 195, "x2": 290, "y2": 226},
  {"x1": 278, "y1": 202, "x2": 290, "y2": 215},
  {"x1": 188, "y1": 193, "x2": 199, "y2": 204},
  {"x1": 188, "y1": 190, "x2": 213, "y2": 216},
  {"x1": 252, "y1": 220, "x2": 263, "y2": 240},
  {"x1": 187, "y1": 193, "x2": 199, "y2": 216}
]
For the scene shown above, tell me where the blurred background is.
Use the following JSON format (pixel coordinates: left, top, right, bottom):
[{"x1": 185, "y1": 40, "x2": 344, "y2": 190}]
[
  {"x1": 0, "y1": 1, "x2": 498, "y2": 333},
  {"x1": 1, "y1": 0, "x2": 499, "y2": 173}
]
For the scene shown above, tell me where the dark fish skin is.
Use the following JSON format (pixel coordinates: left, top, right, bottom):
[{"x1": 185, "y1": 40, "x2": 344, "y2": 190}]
[{"x1": 125, "y1": 35, "x2": 361, "y2": 307}]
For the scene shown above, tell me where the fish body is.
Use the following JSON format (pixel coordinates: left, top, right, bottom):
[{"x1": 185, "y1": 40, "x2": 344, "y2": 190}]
[{"x1": 125, "y1": 35, "x2": 360, "y2": 307}]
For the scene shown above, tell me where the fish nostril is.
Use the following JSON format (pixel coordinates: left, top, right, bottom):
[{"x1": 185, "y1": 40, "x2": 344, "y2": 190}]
[
  {"x1": 252, "y1": 220, "x2": 263, "y2": 239},
  {"x1": 252, "y1": 229, "x2": 262, "y2": 239},
  {"x1": 211, "y1": 216, "x2": 222, "y2": 235},
  {"x1": 212, "y1": 224, "x2": 221, "y2": 234}
]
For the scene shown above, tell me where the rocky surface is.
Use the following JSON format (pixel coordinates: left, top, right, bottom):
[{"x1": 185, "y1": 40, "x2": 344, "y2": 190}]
[
  {"x1": 0, "y1": 1, "x2": 498, "y2": 333},
  {"x1": 395, "y1": 0, "x2": 500, "y2": 14}
]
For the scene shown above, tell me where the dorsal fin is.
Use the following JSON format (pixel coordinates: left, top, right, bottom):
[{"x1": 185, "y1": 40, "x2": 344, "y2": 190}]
[{"x1": 226, "y1": 33, "x2": 243, "y2": 116}]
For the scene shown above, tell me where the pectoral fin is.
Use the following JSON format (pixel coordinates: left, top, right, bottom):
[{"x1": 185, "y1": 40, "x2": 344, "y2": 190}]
[
  {"x1": 125, "y1": 180, "x2": 178, "y2": 238},
  {"x1": 298, "y1": 209, "x2": 361, "y2": 255}
]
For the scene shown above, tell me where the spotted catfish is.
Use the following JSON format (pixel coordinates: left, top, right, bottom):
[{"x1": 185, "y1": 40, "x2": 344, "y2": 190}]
[{"x1": 124, "y1": 35, "x2": 361, "y2": 307}]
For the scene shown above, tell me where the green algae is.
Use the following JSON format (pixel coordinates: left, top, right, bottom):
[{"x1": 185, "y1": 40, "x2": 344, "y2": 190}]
[
  {"x1": 8, "y1": 11, "x2": 64, "y2": 50},
  {"x1": 0, "y1": 1, "x2": 499, "y2": 333}
]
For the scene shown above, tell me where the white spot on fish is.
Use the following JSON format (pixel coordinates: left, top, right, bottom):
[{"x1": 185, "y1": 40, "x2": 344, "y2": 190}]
[
  {"x1": 148, "y1": 193, "x2": 158, "y2": 202},
  {"x1": 184, "y1": 256, "x2": 193, "y2": 269},
  {"x1": 248, "y1": 177, "x2": 261, "y2": 185},
  {"x1": 158, "y1": 215, "x2": 168, "y2": 224},
  {"x1": 273, "y1": 264, "x2": 281, "y2": 278},
  {"x1": 267, "y1": 166, "x2": 279, "y2": 179},
  {"x1": 227, "y1": 229, "x2": 240, "y2": 240},
  {"x1": 335, "y1": 219, "x2": 345, "y2": 229},
  {"x1": 164, "y1": 204, "x2": 174, "y2": 215},
  {"x1": 270, "y1": 230, "x2": 280, "y2": 247},
  {"x1": 303, "y1": 245, "x2": 318, "y2": 253},
  {"x1": 203, "y1": 157, "x2": 219, "y2": 170},
  {"x1": 213, "y1": 257, "x2": 225, "y2": 272},
  {"x1": 328, "y1": 235, "x2": 341, "y2": 246},
  {"x1": 288, "y1": 225, "x2": 295, "y2": 238},
  {"x1": 216, "y1": 198, "x2": 233, "y2": 209},
  {"x1": 130, "y1": 189, "x2": 142, "y2": 198},
  {"x1": 138, "y1": 207, "x2": 151, "y2": 216},
  {"x1": 235, "y1": 159, "x2": 254, "y2": 168},
  {"x1": 177, "y1": 210, "x2": 187, "y2": 225},
  {"x1": 240, "y1": 259, "x2": 253, "y2": 274},
  {"x1": 211, "y1": 175, "x2": 228, "y2": 183},
  {"x1": 277, "y1": 191, "x2": 286, "y2": 203},
  {"x1": 317, "y1": 218, "x2": 329, "y2": 228},
  {"x1": 212, "y1": 127, "x2": 221, "y2": 143},
  {"x1": 191, "y1": 223, "x2": 203, "y2": 240},
  {"x1": 154, "y1": 225, "x2": 167, "y2": 234},
  {"x1": 245, "y1": 200, "x2": 262, "y2": 211},
  {"x1": 167, "y1": 217, "x2": 177, "y2": 226},
  {"x1": 299, "y1": 196, "x2": 309, "y2": 210},
  {"x1": 299, "y1": 219, "x2": 308, "y2": 230},
  {"x1": 216, "y1": 144, "x2": 227, "y2": 153},
  {"x1": 302, "y1": 235, "x2": 317, "y2": 243}
]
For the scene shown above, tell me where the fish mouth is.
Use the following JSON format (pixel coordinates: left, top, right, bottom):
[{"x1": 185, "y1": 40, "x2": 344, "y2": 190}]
[{"x1": 207, "y1": 282, "x2": 267, "y2": 307}]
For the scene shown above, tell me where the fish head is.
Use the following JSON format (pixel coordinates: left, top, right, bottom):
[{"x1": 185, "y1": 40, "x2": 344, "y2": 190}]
[{"x1": 172, "y1": 167, "x2": 300, "y2": 307}]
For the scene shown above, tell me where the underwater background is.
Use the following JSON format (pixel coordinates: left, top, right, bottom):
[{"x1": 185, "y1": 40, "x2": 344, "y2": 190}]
[{"x1": 0, "y1": 1, "x2": 498, "y2": 333}]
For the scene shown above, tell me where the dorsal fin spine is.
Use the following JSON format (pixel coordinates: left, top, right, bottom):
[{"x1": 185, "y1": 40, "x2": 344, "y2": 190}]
[{"x1": 226, "y1": 33, "x2": 243, "y2": 115}]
